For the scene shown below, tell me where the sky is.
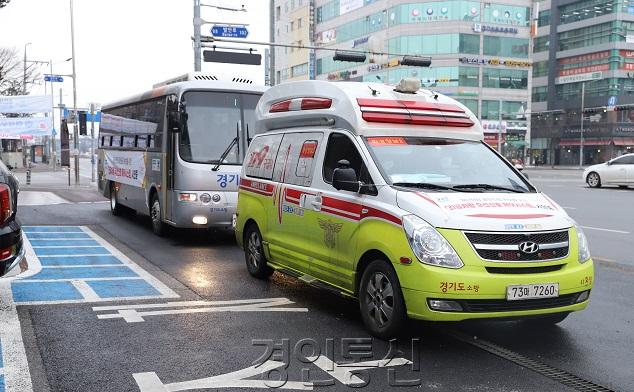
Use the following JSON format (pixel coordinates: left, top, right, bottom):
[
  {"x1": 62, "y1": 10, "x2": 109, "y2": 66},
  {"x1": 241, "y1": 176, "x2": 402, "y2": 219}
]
[{"x1": 0, "y1": 0, "x2": 270, "y2": 110}]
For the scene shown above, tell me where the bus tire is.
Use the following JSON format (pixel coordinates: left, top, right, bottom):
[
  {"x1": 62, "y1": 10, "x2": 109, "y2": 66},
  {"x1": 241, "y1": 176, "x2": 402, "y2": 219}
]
[
  {"x1": 244, "y1": 224, "x2": 273, "y2": 279},
  {"x1": 150, "y1": 194, "x2": 167, "y2": 236},
  {"x1": 359, "y1": 259, "x2": 407, "y2": 339},
  {"x1": 110, "y1": 183, "x2": 125, "y2": 216}
]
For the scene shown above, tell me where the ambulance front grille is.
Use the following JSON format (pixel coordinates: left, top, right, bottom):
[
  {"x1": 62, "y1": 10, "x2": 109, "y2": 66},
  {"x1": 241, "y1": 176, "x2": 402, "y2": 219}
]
[{"x1": 464, "y1": 230, "x2": 570, "y2": 262}]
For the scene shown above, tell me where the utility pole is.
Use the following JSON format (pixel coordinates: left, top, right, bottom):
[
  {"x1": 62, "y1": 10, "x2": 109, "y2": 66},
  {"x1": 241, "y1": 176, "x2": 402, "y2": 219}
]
[
  {"x1": 194, "y1": 0, "x2": 202, "y2": 71},
  {"x1": 90, "y1": 103, "x2": 95, "y2": 182},
  {"x1": 579, "y1": 82, "x2": 586, "y2": 168},
  {"x1": 269, "y1": 0, "x2": 275, "y2": 86},
  {"x1": 50, "y1": 60, "x2": 56, "y2": 170},
  {"x1": 70, "y1": 0, "x2": 79, "y2": 184},
  {"x1": 23, "y1": 43, "x2": 30, "y2": 94}
]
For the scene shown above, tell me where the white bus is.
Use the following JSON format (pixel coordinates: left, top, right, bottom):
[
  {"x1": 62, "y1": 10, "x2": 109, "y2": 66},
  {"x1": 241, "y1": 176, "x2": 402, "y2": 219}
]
[{"x1": 97, "y1": 73, "x2": 267, "y2": 235}]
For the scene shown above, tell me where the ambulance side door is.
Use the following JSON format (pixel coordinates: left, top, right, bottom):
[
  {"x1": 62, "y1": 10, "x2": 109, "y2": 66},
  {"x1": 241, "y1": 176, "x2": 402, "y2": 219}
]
[
  {"x1": 308, "y1": 131, "x2": 373, "y2": 292},
  {"x1": 268, "y1": 131, "x2": 325, "y2": 276}
]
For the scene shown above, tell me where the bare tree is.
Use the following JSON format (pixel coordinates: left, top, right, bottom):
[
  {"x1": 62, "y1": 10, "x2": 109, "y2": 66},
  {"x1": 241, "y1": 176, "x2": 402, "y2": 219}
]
[
  {"x1": 0, "y1": 47, "x2": 39, "y2": 96},
  {"x1": 0, "y1": 1, "x2": 11, "y2": 9}
]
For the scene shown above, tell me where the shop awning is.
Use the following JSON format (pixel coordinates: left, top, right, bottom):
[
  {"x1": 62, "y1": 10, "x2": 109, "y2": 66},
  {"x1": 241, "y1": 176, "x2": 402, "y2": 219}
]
[
  {"x1": 559, "y1": 138, "x2": 611, "y2": 147},
  {"x1": 613, "y1": 138, "x2": 634, "y2": 146}
]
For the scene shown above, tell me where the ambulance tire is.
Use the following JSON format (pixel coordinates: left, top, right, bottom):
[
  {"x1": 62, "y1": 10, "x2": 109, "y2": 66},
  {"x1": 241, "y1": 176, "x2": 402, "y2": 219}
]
[
  {"x1": 245, "y1": 224, "x2": 274, "y2": 279},
  {"x1": 359, "y1": 260, "x2": 407, "y2": 339}
]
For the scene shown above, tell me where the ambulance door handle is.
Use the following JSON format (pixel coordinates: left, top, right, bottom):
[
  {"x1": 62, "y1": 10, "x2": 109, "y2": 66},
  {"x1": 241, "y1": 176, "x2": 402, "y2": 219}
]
[{"x1": 311, "y1": 195, "x2": 322, "y2": 211}]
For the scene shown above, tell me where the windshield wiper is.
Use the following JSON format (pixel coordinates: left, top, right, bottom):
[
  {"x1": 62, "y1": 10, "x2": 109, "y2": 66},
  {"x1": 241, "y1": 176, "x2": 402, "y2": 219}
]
[
  {"x1": 212, "y1": 124, "x2": 240, "y2": 171},
  {"x1": 452, "y1": 184, "x2": 525, "y2": 193},
  {"x1": 392, "y1": 182, "x2": 465, "y2": 192}
]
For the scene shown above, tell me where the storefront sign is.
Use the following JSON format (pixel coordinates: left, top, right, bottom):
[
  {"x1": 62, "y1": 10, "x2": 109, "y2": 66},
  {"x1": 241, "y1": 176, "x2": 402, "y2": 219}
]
[
  {"x1": 339, "y1": 0, "x2": 363, "y2": 15},
  {"x1": 459, "y1": 57, "x2": 531, "y2": 67},
  {"x1": 0, "y1": 95, "x2": 52, "y2": 114},
  {"x1": 327, "y1": 70, "x2": 358, "y2": 81},
  {"x1": 555, "y1": 71, "x2": 602, "y2": 85},
  {"x1": 352, "y1": 36, "x2": 369, "y2": 48},
  {"x1": 481, "y1": 120, "x2": 507, "y2": 133},
  {"x1": 104, "y1": 150, "x2": 146, "y2": 188},
  {"x1": 473, "y1": 23, "x2": 518, "y2": 34},
  {"x1": 315, "y1": 29, "x2": 336, "y2": 44},
  {"x1": 559, "y1": 51, "x2": 610, "y2": 65},
  {"x1": 0, "y1": 116, "x2": 52, "y2": 138},
  {"x1": 367, "y1": 58, "x2": 400, "y2": 72},
  {"x1": 621, "y1": 50, "x2": 634, "y2": 59},
  {"x1": 558, "y1": 64, "x2": 609, "y2": 77}
]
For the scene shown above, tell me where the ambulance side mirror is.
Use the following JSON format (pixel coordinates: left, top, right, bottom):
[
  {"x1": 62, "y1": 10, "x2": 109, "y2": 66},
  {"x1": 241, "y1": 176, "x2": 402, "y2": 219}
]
[{"x1": 333, "y1": 160, "x2": 360, "y2": 193}]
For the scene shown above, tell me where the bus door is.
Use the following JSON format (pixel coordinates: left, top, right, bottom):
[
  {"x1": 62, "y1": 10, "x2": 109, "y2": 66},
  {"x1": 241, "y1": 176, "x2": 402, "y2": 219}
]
[{"x1": 164, "y1": 94, "x2": 180, "y2": 223}]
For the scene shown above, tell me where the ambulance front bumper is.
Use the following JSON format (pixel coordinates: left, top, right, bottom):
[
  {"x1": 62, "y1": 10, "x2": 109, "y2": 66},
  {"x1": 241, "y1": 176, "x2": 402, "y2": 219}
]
[{"x1": 400, "y1": 259, "x2": 594, "y2": 322}]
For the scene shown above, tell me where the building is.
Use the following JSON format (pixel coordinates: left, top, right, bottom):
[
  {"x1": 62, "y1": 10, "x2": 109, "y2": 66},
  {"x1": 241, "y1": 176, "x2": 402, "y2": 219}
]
[
  {"x1": 273, "y1": 0, "x2": 315, "y2": 83},
  {"x1": 531, "y1": 0, "x2": 634, "y2": 166},
  {"x1": 312, "y1": 0, "x2": 534, "y2": 161}
]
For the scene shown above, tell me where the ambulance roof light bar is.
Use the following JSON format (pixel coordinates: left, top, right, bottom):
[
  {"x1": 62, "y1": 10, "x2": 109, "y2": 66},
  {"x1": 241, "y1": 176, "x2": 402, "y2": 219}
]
[{"x1": 270, "y1": 97, "x2": 332, "y2": 113}]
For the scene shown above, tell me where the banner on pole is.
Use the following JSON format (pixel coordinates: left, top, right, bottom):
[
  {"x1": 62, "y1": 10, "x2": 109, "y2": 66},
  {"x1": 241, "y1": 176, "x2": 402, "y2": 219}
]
[
  {"x1": 0, "y1": 116, "x2": 52, "y2": 138},
  {"x1": 0, "y1": 95, "x2": 52, "y2": 114},
  {"x1": 104, "y1": 150, "x2": 146, "y2": 187}
]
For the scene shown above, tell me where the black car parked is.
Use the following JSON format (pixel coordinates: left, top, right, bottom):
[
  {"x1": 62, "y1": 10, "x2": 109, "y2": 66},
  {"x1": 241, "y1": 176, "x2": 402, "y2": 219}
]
[{"x1": 0, "y1": 160, "x2": 24, "y2": 277}]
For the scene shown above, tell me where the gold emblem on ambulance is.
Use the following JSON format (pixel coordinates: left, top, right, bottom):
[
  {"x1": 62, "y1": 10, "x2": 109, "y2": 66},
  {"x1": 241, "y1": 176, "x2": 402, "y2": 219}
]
[{"x1": 318, "y1": 219, "x2": 343, "y2": 249}]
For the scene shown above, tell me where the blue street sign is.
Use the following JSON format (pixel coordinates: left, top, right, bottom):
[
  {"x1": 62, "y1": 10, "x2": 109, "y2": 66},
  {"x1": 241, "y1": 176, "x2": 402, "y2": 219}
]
[
  {"x1": 608, "y1": 96, "x2": 618, "y2": 107},
  {"x1": 211, "y1": 25, "x2": 249, "y2": 38},
  {"x1": 44, "y1": 75, "x2": 64, "y2": 83},
  {"x1": 63, "y1": 108, "x2": 101, "y2": 122}
]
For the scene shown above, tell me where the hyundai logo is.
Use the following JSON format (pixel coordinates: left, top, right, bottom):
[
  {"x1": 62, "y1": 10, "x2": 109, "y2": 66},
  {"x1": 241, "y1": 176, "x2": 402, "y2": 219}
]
[{"x1": 519, "y1": 241, "x2": 539, "y2": 254}]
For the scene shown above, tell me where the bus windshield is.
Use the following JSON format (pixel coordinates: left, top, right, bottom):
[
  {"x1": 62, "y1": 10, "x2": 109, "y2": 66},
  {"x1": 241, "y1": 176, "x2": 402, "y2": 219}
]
[
  {"x1": 179, "y1": 91, "x2": 260, "y2": 165},
  {"x1": 365, "y1": 137, "x2": 533, "y2": 193}
]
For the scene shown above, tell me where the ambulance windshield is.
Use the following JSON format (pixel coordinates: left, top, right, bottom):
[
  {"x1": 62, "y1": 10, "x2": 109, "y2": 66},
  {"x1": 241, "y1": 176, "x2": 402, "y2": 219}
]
[{"x1": 366, "y1": 137, "x2": 533, "y2": 193}]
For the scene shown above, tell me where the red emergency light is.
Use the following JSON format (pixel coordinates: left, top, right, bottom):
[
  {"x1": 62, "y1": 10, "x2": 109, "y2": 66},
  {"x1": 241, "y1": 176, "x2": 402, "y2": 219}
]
[
  {"x1": 357, "y1": 98, "x2": 474, "y2": 127},
  {"x1": 269, "y1": 97, "x2": 332, "y2": 113}
]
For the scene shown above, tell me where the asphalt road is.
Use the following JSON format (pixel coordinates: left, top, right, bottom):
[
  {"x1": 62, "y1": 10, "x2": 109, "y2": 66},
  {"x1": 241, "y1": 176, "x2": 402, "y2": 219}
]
[{"x1": 5, "y1": 168, "x2": 633, "y2": 392}]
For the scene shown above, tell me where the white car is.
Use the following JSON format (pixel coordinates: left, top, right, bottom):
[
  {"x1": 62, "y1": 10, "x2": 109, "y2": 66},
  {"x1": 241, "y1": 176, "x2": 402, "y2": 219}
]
[{"x1": 584, "y1": 153, "x2": 634, "y2": 188}]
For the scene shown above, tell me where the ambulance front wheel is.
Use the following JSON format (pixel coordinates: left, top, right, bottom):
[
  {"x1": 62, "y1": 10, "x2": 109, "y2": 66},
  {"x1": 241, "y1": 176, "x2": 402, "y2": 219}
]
[
  {"x1": 359, "y1": 260, "x2": 407, "y2": 339},
  {"x1": 245, "y1": 224, "x2": 274, "y2": 279}
]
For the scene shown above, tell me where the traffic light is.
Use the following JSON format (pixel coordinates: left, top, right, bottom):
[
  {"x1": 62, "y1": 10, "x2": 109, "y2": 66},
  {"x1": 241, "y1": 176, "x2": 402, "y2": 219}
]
[{"x1": 79, "y1": 111, "x2": 87, "y2": 135}]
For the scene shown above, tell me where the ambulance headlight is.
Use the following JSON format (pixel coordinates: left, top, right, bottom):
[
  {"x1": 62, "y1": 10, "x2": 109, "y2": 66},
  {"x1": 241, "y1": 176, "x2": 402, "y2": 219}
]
[
  {"x1": 402, "y1": 215, "x2": 463, "y2": 269},
  {"x1": 575, "y1": 225, "x2": 591, "y2": 263}
]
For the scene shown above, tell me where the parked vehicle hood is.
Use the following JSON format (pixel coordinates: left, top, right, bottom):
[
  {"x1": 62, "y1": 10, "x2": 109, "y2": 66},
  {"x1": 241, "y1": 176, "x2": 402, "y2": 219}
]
[{"x1": 396, "y1": 191, "x2": 572, "y2": 232}]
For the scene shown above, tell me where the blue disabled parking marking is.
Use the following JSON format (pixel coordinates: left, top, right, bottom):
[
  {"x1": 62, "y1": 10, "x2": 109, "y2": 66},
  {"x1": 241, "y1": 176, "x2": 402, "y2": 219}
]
[
  {"x1": 87, "y1": 279, "x2": 161, "y2": 298},
  {"x1": 25, "y1": 232, "x2": 91, "y2": 239},
  {"x1": 22, "y1": 226, "x2": 84, "y2": 233},
  {"x1": 0, "y1": 375, "x2": 5, "y2": 392},
  {"x1": 33, "y1": 247, "x2": 109, "y2": 256},
  {"x1": 12, "y1": 281, "x2": 83, "y2": 302},
  {"x1": 37, "y1": 255, "x2": 123, "y2": 266},
  {"x1": 13, "y1": 226, "x2": 179, "y2": 304},
  {"x1": 29, "y1": 239, "x2": 100, "y2": 247},
  {"x1": 26, "y1": 266, "x2": 138, "y2": 280}
]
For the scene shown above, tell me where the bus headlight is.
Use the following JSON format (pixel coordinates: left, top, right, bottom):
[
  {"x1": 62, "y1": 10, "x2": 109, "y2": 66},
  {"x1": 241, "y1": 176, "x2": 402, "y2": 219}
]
[
  {"x1": 179, "y1": 193, "x2": 197, "y2": 202},
  {"x1": 575, "y1": 225, "x2": 591, "y2": 263},
  {"x1": 402, "y1": 215, "x2": 463, "y2": 269}
]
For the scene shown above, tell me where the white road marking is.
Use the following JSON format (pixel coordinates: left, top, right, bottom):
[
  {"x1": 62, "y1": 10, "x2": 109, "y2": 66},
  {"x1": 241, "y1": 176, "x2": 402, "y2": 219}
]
[
  {"x1": 30, "y1": 245, "x2": 103, "y2": 248},
  {"x1": 36, "y1": 264, "x2": 123, "y2": 269},
  {"x1": 134, "y1": 360, "x2": 313, "y2": 391},
  {"x1": 94, "y1": 298, "x2": 308, "y2": 323},
  {"x1": 308, "y1": 355, "x2": 412, "y2": 386},
  {"x1": 0, "y1": 281, "x2": 34, "y2": 392},
  {"x1": 580, "y1": 226, "x2": 630, "y2": 234},
  {"x1": 70, "y1": 280, "x2": 100, "y2": 301},
  {"x1": 81, "y1": 226, "x2": 179, "y2": 299},
  {"x1": 133, "y1": 355, "x2": 413, "y2": 391},
  {"x1": 18, "y1": 191, "x2": 69, "y2": 206},
  {"x1": 36, "y1": 254, "x2": 112, "y2": 258}
]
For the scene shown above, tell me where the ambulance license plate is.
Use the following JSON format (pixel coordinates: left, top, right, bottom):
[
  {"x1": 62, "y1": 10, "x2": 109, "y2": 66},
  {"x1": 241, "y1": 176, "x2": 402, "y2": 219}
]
[{"x1": 506, "y1": 283, "x2": 559, "y2": 301}]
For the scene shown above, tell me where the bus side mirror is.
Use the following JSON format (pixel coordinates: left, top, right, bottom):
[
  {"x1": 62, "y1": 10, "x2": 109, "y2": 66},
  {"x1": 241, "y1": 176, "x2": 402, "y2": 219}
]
[{"x1": 167, "y1": 111, "x2": 185, "y2": 133}]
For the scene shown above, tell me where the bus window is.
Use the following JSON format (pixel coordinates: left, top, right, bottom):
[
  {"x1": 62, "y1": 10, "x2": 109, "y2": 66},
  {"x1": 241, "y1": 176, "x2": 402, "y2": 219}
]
[
  {"x1": 180, "y1": 92, "x2": 243, "y2": 165},
  {"x1": 242, "y1": 94, "x2": 262, "y2": 138}
]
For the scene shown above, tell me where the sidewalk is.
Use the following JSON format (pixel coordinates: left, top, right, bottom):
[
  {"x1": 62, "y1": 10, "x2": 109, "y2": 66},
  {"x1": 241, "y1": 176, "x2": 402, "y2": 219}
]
[{"x1": 525, "y1": 165, "x2": 587, "y2": 171}]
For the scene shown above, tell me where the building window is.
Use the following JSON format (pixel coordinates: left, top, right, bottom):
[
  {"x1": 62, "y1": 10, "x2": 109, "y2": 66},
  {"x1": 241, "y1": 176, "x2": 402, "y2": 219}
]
[
  {"x1": 291, "y1": 63, "x2": 309, "y2": 78},
  {"x1": 388, "y1": 34, "x2": 479, "y2": 56},
  {"x1": 534, "y1": 36, "x2": 550, "y2": 53},
  {"x1": 501, "y1": 101, "x2": 527, "y2": 120},
  {"x1": 298, "y1": 18, "x2": 302, "y2": 29},
  {"x1": 532, "y1": 86, "x2": 548, "y2": 102},
  {"x1": 456, "y1": 99, "x2": 479, "y2": 117},
  {"x1": 559, "y1": 0, "x2": 621, "y2": 25},
  {"x1": 558, "y1": 21, "x2": 634, "y2": 51},
  {"x1": 459, "y1": 66, "x2": 480, "y2": 87},
  {"x1": 483, "y1": 36, "x2": 529, "y2": 58},
  {"x1": 537, "y1": 9, "x2": 550, "y2": 27},
  {"x1": 481, "y1": 100, "x2": 500, "y2": 120},
  {"x1": 533, "y1": 61, "x2": 549, "y2": 77},
  {"x1": 482, "y1": 68, "x2": 528, "y2": 89},
  {"x1": 290, "y1": 21, "x2": 294, "y2": 31},
  {"x1": 291, "y1": 0, "x2": 295, "y2": 10},
  {"x1": 276, "y1": 6, "x2": 281, "y2": 21}
]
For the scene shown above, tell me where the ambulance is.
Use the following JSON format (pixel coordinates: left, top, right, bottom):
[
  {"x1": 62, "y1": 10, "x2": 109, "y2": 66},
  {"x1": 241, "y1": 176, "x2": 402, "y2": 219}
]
[{"x1": 235, "y1": 79, "x2": 593, "y2": 338}]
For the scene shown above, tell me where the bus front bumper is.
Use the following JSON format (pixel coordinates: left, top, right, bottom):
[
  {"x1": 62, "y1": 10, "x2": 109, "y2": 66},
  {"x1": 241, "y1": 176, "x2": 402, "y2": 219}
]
[{"x1": 171, "y1": 191, "x2": 236, "y2": 229}]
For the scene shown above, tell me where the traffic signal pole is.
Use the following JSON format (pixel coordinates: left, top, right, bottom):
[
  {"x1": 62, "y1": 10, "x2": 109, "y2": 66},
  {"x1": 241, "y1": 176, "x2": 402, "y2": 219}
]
[{"x1": 70, "y1": 0, "x2": 79, "y2": 185}]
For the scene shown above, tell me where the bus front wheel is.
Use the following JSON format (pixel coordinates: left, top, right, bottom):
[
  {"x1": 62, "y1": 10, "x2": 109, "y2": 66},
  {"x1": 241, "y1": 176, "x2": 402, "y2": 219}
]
[
  {"x1": 110, "y1": 183, "x2": 125, "y2": 216},
  {"x1": 150, "y1": 194, "x2": 167, "y2": 236}
]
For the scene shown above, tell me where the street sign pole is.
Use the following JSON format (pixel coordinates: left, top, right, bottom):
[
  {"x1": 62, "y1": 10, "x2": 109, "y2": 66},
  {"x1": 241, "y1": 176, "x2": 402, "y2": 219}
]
[
  {"x1": 90, "y1": 103, "x2": 95, "y2": 182},
  {"x1": 579, "y1": 82, "x2": 585, "y2": 168}
]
